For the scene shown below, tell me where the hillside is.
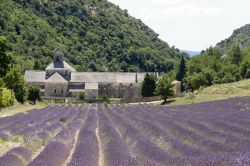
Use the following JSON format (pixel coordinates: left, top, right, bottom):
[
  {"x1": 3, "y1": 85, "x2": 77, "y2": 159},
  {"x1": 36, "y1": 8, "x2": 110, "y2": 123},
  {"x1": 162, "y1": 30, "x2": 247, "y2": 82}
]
[
  {"x1": 217, "y1": 23, "x2": 250, "y2": 50},
  {"x1": 0, "y1": 0, "x2": 186, "y2": 73}
]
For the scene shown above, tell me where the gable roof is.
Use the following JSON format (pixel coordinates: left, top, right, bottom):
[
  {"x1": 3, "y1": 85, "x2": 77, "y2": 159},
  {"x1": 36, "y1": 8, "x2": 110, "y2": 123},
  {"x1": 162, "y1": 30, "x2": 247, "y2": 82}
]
[
  {"x1": 46, "y1": 61, "x2": 76, "y2": 72},
  {"x1": 53, "y1": 47, "x2": 63, "y2": 55},
  {"x1": 46, "y1": 72, "x2": 68, "y2": 83},
  {"x1": 25, "y1": 71, "x2": 46, "y2": 82}
]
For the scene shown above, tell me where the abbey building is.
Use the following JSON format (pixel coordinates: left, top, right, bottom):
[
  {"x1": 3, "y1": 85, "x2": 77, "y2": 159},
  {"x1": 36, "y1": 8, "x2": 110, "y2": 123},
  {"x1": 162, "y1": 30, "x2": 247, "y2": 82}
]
[{"x1": 24, "y1": 48, "x2": 153, "y2": 99}]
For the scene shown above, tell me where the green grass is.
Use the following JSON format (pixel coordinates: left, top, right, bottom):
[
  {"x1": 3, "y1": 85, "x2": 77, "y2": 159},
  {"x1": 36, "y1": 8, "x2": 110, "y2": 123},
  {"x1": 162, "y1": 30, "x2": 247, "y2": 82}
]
[
  {"x1": 166, "y1": 79, "x2": 250, "y2": 106},
  {"x1": 12, "y1": 135, "x2": 24, "y2": 143}
]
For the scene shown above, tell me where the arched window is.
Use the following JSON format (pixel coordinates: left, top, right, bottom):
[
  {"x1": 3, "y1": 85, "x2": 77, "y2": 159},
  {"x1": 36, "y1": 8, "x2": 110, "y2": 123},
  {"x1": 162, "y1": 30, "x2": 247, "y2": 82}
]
[
  {"x1": 56, "y1": 55, "x2": 60, "y2": 62},
  {"x1": 54, "y1": 89, "x2": 56, "y2": 94}
]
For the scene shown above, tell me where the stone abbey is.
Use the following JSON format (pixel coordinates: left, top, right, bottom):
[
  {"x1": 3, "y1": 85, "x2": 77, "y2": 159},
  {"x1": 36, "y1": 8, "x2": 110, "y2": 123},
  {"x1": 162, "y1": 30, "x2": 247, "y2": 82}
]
[{"x1": 24, "y1": 48, "x2": 153, "y2": 99}]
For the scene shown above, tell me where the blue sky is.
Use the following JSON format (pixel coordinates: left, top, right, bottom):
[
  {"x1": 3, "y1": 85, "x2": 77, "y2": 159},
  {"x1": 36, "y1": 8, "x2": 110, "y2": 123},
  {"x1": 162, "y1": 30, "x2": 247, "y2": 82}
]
[{"x1": 109, "y1": 0, "x2": 250, "y2": 51}]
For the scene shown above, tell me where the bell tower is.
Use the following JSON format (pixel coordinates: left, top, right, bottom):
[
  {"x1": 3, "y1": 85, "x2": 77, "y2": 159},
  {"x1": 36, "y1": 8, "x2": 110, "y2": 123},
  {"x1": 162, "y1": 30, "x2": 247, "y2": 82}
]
[{"x1": 53, "y1": 48, "x2": 64, "y2": 64}]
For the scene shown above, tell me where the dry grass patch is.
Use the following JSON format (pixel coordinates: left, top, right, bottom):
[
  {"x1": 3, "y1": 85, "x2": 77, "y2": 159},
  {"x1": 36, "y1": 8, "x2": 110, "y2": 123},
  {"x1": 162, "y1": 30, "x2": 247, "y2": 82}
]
[{"x1": 0, "y1": 102, "x2": 49, "y2": 118}]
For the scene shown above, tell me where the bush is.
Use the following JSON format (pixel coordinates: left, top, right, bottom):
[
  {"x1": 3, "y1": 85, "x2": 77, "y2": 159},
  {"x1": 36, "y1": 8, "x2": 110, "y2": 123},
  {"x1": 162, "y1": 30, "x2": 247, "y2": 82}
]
[
  {"x1": 222, "y1": 73, "x2": 235, "y2": 83},
  {"x1": 60, "y1": 117, "x2": 67, "y2": 123},
  {"x1": 0, "y1": 88, "x2": 15, "y2": 108},
  {"x1": 77, "y1": 92, "x2": 85, "y2": 100},
  {"x1": 188, "y1": 73, "x2": 208, "y2": 90},
  {"x1": 99, "y1": 94, "x2": 109, "y2": 102},
  {"x1": 4, "y1": 68, "x2": 28, "y2": 104}
]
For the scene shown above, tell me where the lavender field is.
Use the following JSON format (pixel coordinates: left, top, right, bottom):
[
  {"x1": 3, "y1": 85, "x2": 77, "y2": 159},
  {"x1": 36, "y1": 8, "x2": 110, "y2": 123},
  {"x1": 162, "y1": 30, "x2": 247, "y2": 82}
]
[{"x1": 0, "y1": 97, "x2": 250, "y2": 166}]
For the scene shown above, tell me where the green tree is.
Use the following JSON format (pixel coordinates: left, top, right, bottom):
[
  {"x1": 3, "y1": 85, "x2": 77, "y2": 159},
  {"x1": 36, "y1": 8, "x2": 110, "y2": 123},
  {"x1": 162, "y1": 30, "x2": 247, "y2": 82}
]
[
  {"x1": 33, "y1": 60, "x2": 42, "y2": 70},
  {"x1": 77, "y1": 92, "x2": 85, "y2": 100},
  {"x1": 240, "y1": 60, "x2": 250, "y2": 78},
  {"x1": 0, "y1": 88, "x2": 15, "y2": 108},
  {"x1": 155, "y1": 75, "x2": 174, "y2": 101},
  {"x1": 4, "y1": 68, "x2": 28, "y2": 103},
  {"x1": 189, "y1": 73, "x2": 208, "y2": 90},
  {"x1": 229, "y1": 45, "x2": 241, "y2": 66},
  {"x1": 141, "y1": 73, "x2": 156, "y2": 97},
  {"x1": 176, "y1": 55, "x2": 186, "y2": 82},
  {"x1": 0, "y1": 36, "x2": 12, "y2": 77},
  {"x1": 28, "y1": 86, "x2": 41, "y2": 104}
]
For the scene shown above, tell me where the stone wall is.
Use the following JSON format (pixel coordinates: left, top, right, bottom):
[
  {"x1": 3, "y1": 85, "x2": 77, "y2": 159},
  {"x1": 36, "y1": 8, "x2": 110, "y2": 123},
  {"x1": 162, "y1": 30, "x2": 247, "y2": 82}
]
[
  {"x1": 85, "y1": 89, "x2": 98, "y2": 100},
  {"x1": 98, "y1": 83, "x2": 141, "y2": 98},
  {"x1": 45, "y1": 82, "x2": 68, "y2": 97}
]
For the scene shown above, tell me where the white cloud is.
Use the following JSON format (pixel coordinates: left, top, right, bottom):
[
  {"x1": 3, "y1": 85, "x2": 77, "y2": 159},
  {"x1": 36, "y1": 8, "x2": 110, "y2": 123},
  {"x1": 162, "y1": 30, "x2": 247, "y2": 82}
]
[{"x1": 161, "y1": 4, "x2": 224, "y2": 19}]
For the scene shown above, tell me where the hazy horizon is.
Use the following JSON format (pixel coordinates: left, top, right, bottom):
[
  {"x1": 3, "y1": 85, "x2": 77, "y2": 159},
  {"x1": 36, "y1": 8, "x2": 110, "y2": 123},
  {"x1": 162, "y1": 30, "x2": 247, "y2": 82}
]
[{"x1": 109, "y1": 0, "x2": 250, "y2": 51}]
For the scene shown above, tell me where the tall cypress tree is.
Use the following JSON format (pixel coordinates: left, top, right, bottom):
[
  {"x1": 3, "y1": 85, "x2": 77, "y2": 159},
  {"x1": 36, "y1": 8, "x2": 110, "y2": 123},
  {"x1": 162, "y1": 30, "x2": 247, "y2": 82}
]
[
  {"x1": 176, "y1": 56, "x2": 186, "y2": 82},
  {"x1": 141, "y1": 73, "x2": 156, "y2": 97}
]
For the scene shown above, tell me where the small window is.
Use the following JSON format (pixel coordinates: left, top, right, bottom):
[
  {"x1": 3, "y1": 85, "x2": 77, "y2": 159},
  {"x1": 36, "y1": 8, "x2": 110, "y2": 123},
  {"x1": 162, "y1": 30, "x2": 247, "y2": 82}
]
[
  {"x1": 61, "y1": 89, "x2": 63, "y2": 94},
  {"x1": 56, "y1": 55, "x2": 60, "y2": 62},
  {"x1": 54, "y1": 89, "x2": 56, "y2": 94}
]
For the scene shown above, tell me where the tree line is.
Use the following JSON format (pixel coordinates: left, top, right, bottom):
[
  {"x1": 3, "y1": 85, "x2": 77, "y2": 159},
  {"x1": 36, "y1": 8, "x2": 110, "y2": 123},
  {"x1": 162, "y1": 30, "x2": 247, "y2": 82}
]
[
  {"x1": 0, "y1": 36, "x2": 40, "y2": 108},
  {"x1": 141, "y1": 43, "x2": 250, "y2": 100}
]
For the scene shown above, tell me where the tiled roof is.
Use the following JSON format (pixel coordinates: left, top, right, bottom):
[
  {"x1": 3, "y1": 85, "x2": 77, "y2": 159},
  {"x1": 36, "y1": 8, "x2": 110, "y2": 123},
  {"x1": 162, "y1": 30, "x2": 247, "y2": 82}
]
[
  {"x1": 46, "y1": 72, "x2": 68, "y2": 83},
  {"x1": 24, "y1": 71, "x2": 46, "y2": 82},
  {"x1": 46, "y1": 61, "x2": 76, "y2": 72},
  {"x1": 70, "y1": 72, "x2": 147, "y2": 83}
]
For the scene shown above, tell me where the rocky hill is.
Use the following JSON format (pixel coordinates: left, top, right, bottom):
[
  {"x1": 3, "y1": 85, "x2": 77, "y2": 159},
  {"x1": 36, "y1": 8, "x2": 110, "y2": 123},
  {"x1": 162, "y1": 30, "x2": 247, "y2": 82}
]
[{"x1": 0, "y1": 0, "x2": 186, "y2": 72}]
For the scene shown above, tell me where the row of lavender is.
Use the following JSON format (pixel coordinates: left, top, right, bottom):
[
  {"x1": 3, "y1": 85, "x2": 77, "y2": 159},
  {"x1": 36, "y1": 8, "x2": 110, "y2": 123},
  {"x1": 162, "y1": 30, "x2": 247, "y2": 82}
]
[
  {"x1": 0, "y1": 104, "x2": 93, "y2": 166},
  {"x1": 103, "y1": 97, "x2": 250, "y2": 165},
  {"x1": 0, "y1": 97, "x2": 250, "y2": 165}
]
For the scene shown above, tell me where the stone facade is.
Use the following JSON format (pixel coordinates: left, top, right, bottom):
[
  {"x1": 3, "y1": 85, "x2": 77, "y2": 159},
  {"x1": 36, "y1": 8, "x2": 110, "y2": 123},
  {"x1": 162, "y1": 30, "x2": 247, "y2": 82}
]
[{"x1": 25, "y1": 48, "x2": 157, "y2": 99}]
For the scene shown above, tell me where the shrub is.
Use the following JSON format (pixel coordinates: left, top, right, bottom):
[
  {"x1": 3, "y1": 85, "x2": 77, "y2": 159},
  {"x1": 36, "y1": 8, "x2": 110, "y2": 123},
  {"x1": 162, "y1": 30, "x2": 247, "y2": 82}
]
[
  {"x1": 60, "y1": 117, "x2": 67, "y2": 123},
  {"x1": 99, "y1": 94, "x2": 109, "y2": 102},
  {"x1": 12, "y1": 135, "x2": 24, "y2": 143},
  {"x1": 189, "y1": 73, "x2": 208, "y2": 90},
  {"x1": 0, "y1": 87, "x2": 15, "y2": 108},
  {"x1": 103, "y1": 101, "x2": 109, "y2": 107},
  {"x1": 222, "y1": 73, "x2": 235, "y2": 83},
  {"x1": 4, "y1": 68, "x2": 28, "y2": 104},
  {"x1": 77, "y1": 92, "x2": 85, "y2": 100}
]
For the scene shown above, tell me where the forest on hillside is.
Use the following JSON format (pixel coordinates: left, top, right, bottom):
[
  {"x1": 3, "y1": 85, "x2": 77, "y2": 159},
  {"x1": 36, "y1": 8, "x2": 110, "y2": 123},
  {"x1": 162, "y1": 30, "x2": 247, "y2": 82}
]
[
  {"x1": 0, "y1": 0, "x2": 187, "y2": 73},
  {"x1": 180, "y1": 23, "x2": 250, "y2": 91}
]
